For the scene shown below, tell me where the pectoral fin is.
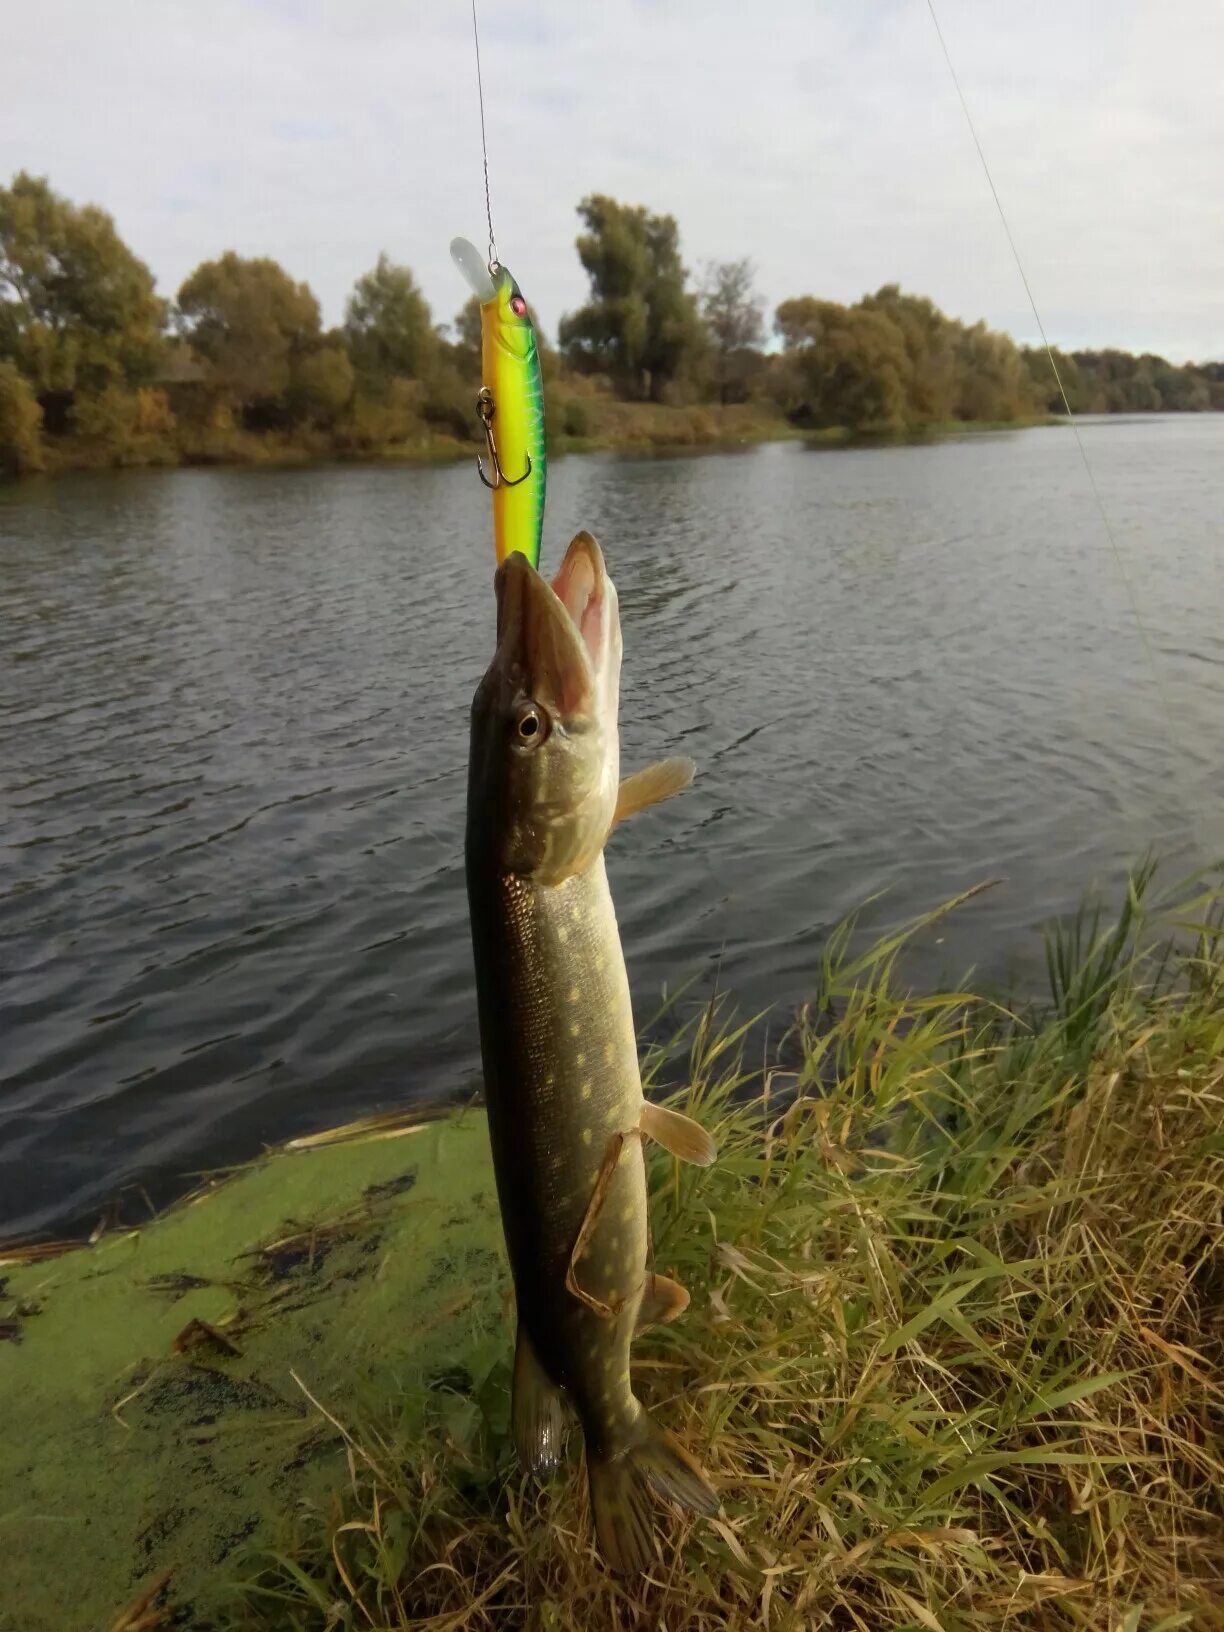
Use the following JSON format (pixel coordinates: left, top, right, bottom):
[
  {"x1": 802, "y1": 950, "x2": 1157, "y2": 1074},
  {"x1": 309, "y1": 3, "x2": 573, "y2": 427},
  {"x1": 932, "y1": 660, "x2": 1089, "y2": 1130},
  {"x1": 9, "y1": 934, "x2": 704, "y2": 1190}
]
[
  {"x1": 635, "y1": 1272, "x2": 690, "y2": 1331},
  {"x1": 512, "y1": 1322, "x2": 566, "y2": 1474},
  {"x1": 640, "y1": 1102, "x2": 717, "y2": 1167},
  {"x1": 613, "y1": 757, "x2": 695, "y2": 827}
]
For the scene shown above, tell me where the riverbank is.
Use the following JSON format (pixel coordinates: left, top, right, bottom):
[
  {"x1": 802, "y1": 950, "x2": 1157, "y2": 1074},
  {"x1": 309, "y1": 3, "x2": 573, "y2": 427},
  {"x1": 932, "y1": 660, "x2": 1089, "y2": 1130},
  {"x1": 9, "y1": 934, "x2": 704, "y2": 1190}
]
[
  {"x1": 6, "y1": 398, "x2": 1060, "y2": 481},
  {"x1": 3, "y1": 868, "x2": 1220, "y2": 1631},
  {"x1": 1, "y1": 1111, "x2": 505, "y2": 1632}
]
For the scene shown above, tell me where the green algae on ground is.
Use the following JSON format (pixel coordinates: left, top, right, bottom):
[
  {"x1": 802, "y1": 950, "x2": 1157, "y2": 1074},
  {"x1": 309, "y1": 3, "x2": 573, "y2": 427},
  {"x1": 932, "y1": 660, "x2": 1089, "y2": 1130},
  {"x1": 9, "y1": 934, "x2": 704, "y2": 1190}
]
[{"x1": 0, "y1": 1112, "x2": 505, "y2": 1632}]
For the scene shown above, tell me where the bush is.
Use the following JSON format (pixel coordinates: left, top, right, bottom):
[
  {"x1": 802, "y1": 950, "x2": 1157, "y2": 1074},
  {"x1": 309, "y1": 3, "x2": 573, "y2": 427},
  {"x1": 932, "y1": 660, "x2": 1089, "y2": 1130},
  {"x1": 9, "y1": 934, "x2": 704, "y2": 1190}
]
[
  {"x1": 0, "y1": 361, "x2": 45, "y2": 474},
  {"x1": 69, "y1": 384, "x2": 176, "y2": 467},
  {"x1": 421, "y1": 359, "x2": 479, "y2": 441},
  {"x1": 289, "y1": 346, "x2": 355, "y2": 429},
  {"x1": 561, "y1": 397, "x2": 590, "y2": 439},
  {"x1": 334, "y1": 378, "x2": 428, "y2": 456}
]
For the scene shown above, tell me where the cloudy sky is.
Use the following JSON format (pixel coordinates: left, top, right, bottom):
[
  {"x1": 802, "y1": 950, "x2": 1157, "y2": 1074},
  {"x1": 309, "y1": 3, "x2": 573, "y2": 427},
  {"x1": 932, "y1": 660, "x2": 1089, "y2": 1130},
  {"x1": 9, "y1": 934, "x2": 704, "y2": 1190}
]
[{"x1": 3, "y1": 0, "x2": 1221, "y2": 361}]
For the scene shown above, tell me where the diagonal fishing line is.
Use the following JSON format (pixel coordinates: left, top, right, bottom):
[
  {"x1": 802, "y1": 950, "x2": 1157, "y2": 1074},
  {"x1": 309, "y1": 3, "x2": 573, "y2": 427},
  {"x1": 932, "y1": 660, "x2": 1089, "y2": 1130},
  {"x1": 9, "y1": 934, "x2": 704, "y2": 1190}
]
[
  {"x1": 469, "y1": 0, "x2": 499, "y2": 271},
  {"x1": 924, "y1": 0, "x2": 1206, "y2": 842}
]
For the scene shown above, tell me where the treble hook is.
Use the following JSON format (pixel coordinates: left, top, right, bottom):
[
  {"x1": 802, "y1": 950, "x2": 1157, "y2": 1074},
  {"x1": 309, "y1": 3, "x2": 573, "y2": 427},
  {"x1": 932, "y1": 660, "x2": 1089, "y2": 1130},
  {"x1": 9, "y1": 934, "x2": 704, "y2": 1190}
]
[{"x1": 476, "y1": 387, "x2": 532, "y2": 489}]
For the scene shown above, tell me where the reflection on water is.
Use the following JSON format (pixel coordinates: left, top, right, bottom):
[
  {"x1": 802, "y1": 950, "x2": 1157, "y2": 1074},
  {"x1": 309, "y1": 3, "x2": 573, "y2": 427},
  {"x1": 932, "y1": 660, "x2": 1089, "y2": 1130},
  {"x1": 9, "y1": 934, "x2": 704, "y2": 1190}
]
[{"x1": 2, "y1": 417, "x2": 1222, "y2": 1236}]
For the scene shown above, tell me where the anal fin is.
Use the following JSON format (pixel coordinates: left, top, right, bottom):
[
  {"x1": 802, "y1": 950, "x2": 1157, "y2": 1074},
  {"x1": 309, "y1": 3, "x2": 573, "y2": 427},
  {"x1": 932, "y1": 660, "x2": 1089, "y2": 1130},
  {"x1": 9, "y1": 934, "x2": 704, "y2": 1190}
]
[
  {"x1": 636, "y1": 1272, "x2": 690, "y2": 1332},
  {"x1": 512, "y1": 1322, "x2": 566, "y2": 1474},
  {"x1": 640, "y1": 1101, "x2": 717, "y2": 1167},
  {"x1": 614, "y1": 758, "x2": 695, "y2": 827}
]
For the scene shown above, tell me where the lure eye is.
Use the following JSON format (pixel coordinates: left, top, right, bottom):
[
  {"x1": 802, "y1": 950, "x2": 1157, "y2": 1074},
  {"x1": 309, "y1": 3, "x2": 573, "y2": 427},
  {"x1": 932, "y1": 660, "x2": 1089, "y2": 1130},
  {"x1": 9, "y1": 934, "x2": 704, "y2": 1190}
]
[
  {"x1": 513, "y1": 702, "x2": 548, "y2": 747},
  {"x1": 509, "y1": 295, "x2": 528, "y2": 318}
]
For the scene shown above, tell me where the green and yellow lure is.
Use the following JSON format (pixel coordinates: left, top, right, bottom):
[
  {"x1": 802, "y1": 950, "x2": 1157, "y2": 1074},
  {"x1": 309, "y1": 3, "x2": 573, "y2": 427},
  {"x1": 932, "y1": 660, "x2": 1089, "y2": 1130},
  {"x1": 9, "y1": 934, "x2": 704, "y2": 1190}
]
[{"x1": 451, "y1": 237, "x2": 547, "y2": 570}]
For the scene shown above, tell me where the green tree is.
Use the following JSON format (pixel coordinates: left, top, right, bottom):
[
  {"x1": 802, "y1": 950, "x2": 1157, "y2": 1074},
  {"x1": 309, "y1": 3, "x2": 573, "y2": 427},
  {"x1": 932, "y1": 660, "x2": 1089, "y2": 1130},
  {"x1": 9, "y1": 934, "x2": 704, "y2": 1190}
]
[
  {"x1": 952, "y1": 322, "x2": 1039, "y2": 422},
  {"x1": 344, "y1": 254, "x2": 436, "y2": 387},
  {"x1": 1022, "y1": 345, "x2": 1098, "y2": 414},
  {"x1": 0, "y1": 359, "x2": 44, "y2": 474},
  {"x1": 1066, "y1": 347, "x2": 1196, "y2": 414},
  {"x1": 288, "y1": 342, "x2": 354, "y2": 428},
  {"x1": 559, "y1": 195, "x2": 704, "y2": 400},
  {"x1": 775, "y1": 296, "x2": 912, "y2": 431},
  {"x1": 1197, "y1": 362, "x2": 1224, "y2": 410},
  {"x1": 453, "y1": 295, "x2": 482, "y2": 353},
  {"x1": 701, "y1": 258, "x2": 765, "y2": 404},
  {"x1": 0, "y1": 172, "x2": 164, "y2": 397},
  {"x1": 860, "y1": 285, "x2": 958, "y2": 421},
  {"x1": 1149, "y1": 355, "x2": 1209, "y2": 411},
  {"x1": 177, "y1": 252, "x2": 321, "y2": 425}
]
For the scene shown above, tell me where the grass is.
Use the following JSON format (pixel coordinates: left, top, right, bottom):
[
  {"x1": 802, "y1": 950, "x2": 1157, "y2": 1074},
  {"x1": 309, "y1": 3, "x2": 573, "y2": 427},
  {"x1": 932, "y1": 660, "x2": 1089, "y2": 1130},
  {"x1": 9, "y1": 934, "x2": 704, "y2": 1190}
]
[
  {"x1": 230, "y1": 864, "x2": 1224, "y2": 1632},
  {"x1": 544, "y1": 396, "x2": 801, "y2": 456}
]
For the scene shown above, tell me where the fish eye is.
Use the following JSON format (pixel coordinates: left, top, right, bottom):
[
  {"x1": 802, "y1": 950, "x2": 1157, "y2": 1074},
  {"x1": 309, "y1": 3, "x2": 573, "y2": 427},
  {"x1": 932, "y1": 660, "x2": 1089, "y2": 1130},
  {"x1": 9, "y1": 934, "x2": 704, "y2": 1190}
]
[
  {"x1": 512, "y1": 702, "x2": 548, "y2": 747},
  {"x1": 509, "y1": 294, "x2": 528, "y2": 317}
]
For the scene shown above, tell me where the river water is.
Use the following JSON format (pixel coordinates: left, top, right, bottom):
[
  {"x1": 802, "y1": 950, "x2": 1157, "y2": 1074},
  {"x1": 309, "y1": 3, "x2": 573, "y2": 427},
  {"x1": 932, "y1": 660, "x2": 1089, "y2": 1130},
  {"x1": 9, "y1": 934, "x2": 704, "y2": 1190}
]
[{"x1": 2, "y1": 417, "x2": 1221, "y2": 1237}]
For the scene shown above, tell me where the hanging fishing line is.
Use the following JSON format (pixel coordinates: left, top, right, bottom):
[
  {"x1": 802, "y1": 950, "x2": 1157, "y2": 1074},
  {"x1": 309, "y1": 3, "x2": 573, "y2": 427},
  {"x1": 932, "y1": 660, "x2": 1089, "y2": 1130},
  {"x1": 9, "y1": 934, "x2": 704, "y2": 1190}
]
[
  {"x1": 923, "y1": 0, "x2": 1207, "y2": 844},
  {"x1": 469, "y1": 0, "x2": 498, "y2": 271}
]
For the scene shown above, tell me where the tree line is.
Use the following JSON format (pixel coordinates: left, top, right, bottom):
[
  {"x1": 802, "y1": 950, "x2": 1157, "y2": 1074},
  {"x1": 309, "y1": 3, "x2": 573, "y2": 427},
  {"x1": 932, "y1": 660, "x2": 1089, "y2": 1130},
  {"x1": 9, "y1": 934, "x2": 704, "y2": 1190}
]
[{"x1": 2, "y1": 173, "x2": 1220, "y2": 477}]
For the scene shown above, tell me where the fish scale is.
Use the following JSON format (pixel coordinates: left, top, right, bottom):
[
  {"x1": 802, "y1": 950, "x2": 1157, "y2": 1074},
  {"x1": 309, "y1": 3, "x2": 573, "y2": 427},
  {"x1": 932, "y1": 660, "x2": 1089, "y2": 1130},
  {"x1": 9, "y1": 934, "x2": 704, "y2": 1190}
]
[{"x1": 473, "y1": 860, "x2": 646, "y2": 1438}]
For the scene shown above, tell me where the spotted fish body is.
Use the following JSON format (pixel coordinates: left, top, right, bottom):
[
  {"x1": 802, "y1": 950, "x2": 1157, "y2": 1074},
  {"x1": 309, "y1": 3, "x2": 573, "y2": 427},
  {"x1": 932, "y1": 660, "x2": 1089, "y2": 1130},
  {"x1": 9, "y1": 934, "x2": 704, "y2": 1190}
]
[
  {"x1": 465, "y1": 532, "x2": 717, "y2": 1572},
  {"x1": 474, "y1": 861, "x2": 647, "y2": 1428}
]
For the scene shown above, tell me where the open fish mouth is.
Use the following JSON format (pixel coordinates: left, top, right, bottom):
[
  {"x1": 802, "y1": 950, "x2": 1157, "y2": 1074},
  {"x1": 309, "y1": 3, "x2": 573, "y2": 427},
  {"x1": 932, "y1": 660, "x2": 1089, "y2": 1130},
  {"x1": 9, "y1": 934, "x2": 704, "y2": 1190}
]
[{"x1": 493, "y1": 533, "x2": 619, "y2": 721}]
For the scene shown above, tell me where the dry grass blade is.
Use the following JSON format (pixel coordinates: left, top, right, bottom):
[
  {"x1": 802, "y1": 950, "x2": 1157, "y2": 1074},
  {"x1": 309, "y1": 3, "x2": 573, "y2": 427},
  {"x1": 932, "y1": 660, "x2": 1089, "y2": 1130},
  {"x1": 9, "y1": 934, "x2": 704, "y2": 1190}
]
[
  {"x1": 107, "y1": 1567, "x2": 175, "y2": 1632},
  {"x1": 284, "y1": 1113, "x2": 433, "y2": 1151},
  {"x1": 0, "y1": 1237, "x2": 81, "y2": 1266},
  {"x1": 232, "y1": 867, "x2": 1224, "y2": 1632}
]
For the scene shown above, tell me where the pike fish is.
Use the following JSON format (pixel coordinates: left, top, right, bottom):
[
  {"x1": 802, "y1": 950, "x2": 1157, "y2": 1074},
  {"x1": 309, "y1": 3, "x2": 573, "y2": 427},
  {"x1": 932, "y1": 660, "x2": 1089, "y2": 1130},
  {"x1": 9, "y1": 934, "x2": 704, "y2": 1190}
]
[{"x1": 465, "y1": 530, "x2": 719, "y2": 1572}]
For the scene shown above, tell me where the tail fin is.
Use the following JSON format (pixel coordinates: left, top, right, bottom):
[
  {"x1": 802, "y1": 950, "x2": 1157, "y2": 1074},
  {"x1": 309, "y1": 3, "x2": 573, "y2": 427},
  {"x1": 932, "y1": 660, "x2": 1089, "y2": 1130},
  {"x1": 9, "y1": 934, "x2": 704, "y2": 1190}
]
[{"x1": 587, "y1": 1408, "x2": 718, "y2": 1574}]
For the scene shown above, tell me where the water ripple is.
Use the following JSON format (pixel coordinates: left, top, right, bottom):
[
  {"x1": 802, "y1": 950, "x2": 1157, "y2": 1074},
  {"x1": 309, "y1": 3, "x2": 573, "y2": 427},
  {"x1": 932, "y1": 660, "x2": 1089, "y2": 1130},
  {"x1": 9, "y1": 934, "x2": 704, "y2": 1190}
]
[{"x1": 2, "y1": 419, "x2": 1223, "y2": 1236}]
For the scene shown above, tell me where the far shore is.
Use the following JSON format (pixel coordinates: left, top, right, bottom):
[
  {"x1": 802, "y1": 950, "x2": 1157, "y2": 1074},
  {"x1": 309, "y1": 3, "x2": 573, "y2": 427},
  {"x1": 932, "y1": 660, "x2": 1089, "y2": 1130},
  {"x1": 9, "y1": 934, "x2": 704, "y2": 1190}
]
[{"x1": 4, "y1": 404, "x2": 1068, "y2": 484}]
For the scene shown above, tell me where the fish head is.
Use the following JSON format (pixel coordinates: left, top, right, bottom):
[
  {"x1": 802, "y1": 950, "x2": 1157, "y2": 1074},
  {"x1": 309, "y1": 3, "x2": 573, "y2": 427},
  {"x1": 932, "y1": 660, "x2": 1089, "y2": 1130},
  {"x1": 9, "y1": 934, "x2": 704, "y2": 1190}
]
[
  {"x1": 468, "y1": 532, "x2": 622, "y2": 882},
  {"x1": 487, "y1": 264, "x2": 537, "y2": 363},
  {"x1": 450, "y1": 237, "x2": 536, "y2": 364}
]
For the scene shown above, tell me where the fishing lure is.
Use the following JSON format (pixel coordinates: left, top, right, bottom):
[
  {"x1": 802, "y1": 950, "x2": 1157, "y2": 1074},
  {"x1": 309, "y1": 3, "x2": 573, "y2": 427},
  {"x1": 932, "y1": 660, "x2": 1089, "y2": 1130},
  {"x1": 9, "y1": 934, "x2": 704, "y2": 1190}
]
[{"x1": 451, "y1": 237, "x2": 547, "y2": 570}]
